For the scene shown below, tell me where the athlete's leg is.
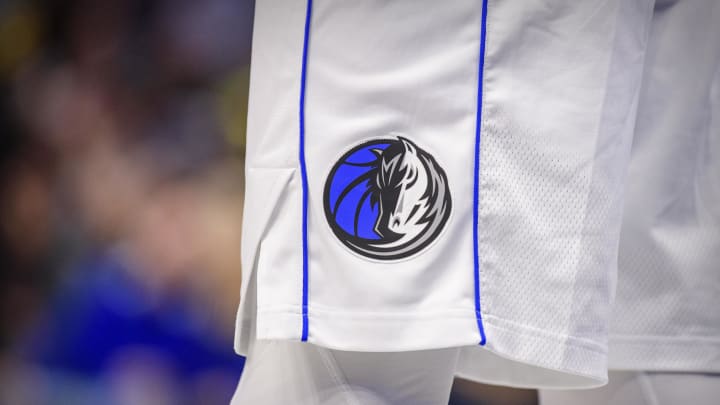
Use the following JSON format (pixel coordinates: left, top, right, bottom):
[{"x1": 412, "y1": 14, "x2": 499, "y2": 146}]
[{"x1": 231, "y1": 339, "x2": 460, "y2": 405}]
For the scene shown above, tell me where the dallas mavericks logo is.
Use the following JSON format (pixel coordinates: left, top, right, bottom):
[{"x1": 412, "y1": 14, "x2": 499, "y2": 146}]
[{"x1": 324, "y1": 136, "x2": 452, "y2": 260}]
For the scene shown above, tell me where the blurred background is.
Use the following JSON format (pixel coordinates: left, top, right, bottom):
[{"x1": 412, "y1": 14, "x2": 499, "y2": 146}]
[
  {"x1": 0, "y1": 0, "x2": 251, "y2": 403},
  {"x1": 0, "y1": 1, "x2": 537, "y2": 404}
]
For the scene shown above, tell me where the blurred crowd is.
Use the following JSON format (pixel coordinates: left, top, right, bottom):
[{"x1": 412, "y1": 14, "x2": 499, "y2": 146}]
[{"x1": 0, "y1": 0, "x2": 253, "y2": 403}]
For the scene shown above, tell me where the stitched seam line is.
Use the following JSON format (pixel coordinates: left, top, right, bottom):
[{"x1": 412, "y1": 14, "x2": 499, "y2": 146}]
[
  {"x1": 298, "y1": 0, "x2": 314, "y2": 342},
  {"x1": 472, "y1": 0, "x2": 490, "y2": 346}
]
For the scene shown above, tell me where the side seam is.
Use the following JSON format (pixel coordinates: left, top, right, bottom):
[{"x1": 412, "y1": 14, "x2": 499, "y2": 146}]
[
  {"x1": 472, "y1": 0, "x2": 490, "y2": 346},
  {"x1": 299, "y1": 0, "x2": 314, "y2": 342}
]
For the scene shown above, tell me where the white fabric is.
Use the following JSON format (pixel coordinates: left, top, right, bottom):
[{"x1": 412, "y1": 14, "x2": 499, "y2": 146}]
[
  {"x1": 540, "y1": 371, "x2": 720, "y2": 405},
  {"x1": 608, "y1": 0, "x2": 720, "y2": 373},
  {"x1": 236, "y1": 0, "x2": 655, "y2": 388},
  {"x1": 231, "y1": 339, "x2": 459, "y2": 405}
]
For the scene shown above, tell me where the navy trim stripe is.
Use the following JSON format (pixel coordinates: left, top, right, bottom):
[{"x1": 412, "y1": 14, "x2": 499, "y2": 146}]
[
  {"x1": 299, "y1": 0, "x2": 313, "y2": 342},
  {"x1": 473, "y1": 0, "x2": 489, "y2": 346}
]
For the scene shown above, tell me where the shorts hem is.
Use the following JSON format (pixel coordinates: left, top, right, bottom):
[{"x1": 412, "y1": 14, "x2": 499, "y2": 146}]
[{"x1": 245, "y1": 306, "x2": 608, "y2": 388}]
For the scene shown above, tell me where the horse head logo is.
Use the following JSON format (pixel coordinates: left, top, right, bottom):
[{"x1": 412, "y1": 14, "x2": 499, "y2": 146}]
[{"x1": 324, "y1": 135, "x2": 451, "y2": 260}]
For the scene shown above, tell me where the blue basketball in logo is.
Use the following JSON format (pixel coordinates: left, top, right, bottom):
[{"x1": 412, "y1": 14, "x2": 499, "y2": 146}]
[
  {"x1": 324, "y1": 136, "x2": 452, "y2": 261},
  {"x1": 326, "y1": 141, "x2": 391, "y2": 240}
]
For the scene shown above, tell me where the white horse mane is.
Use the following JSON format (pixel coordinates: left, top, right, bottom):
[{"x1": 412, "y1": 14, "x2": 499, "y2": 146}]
[{"x1": 367, "y1": 136, "x2": 450, "y2": 253}]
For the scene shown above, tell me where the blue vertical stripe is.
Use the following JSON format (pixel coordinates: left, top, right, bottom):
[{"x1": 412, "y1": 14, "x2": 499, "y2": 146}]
[
  {"x1": 473, "y1": 0, "x2": 489, "y2": 346},
  {"x1": 299, "y1": 0, "x2": 486, "y2": 345},
  {"x1": 299, "y1": 0, "x2": 313, "y2": 342}
]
